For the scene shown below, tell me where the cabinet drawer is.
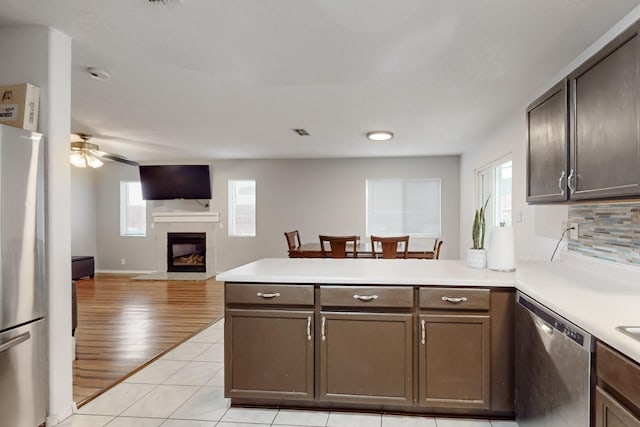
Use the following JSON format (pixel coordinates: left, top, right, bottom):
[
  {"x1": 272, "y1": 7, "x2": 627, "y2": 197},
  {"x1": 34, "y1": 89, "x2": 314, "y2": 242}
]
[
  {"x1": 595, "y1": 386, "x2": 640, "y2": 427},
  {"x1": 597, "y1": 342, "x2": 640, "y2": 412},
  {"x1": 321, "y1": 286, "x2": 413, "y2": 308},
  {"x1": 419, "y1": 287, "x2": 490, "y2": 310},
  {"x1": 225, "y1": 283, "x2": 314, "y2": 306}
]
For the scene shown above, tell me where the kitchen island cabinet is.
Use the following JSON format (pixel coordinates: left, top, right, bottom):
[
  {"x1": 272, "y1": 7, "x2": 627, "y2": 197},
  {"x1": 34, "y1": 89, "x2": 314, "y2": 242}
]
[
  {"x1": 318, "y1": 286, "x2": 414, "y2": 405},
  {"x1": 319, "y1": 311, "x2": 414, "y2": 405},
  {"x1": 417, "y1": 287, "x2": 514, "y2": 412},
  {"x1": 224, "y1": 284, "x2": 315, "y2": 401},
  {"x1": 219, "y1": 260, "x2": 516, "y2": 417}
]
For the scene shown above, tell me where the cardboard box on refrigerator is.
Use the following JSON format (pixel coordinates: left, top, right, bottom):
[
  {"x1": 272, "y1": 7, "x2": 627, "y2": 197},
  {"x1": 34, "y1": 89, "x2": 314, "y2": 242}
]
[{"x1": 0, "y1": 83, "x2": 40, "y2": 131}]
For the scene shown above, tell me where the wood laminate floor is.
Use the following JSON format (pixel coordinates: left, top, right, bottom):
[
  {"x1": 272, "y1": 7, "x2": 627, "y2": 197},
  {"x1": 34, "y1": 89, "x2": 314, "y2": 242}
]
[{"x1": 73, "y1": 273, "x2": 224, "y2": 405}]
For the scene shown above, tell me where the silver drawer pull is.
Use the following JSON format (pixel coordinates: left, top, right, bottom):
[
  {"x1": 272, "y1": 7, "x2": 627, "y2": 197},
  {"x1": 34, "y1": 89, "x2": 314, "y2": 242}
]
[
  {"x1": 421, "y1": 319, "x2": 426, "y2": 345},
  {"x1": 256, "y1": 292, "x2": 280, "y2": 299},
  {"x1": 321, "y1": 316, "x2": 326, "y2": 341},
  {"x1": 353, "y1": 294, "x2": 378, "y2": 302},
  {"x1": 441, "y1": 296, "x2": 468, "y2": 304},
  {"x1": 306, "y1": 316, "x2": 312, "y2": 341}
]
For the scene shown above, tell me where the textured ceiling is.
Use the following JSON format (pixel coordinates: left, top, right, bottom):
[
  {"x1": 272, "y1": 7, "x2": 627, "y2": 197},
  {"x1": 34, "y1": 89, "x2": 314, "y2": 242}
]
[{"x1": 1, "y1": 0, "x2": 639, "y2": 161}]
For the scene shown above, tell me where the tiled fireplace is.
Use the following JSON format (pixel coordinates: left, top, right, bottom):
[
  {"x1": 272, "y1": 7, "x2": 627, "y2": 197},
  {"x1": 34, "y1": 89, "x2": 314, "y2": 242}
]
[
  {"x1": 167, "y1": 232, "x2": 206, "y2": 273},
  {"x1": 144, "y1": 212, "x2": 219, "y2": 280}
]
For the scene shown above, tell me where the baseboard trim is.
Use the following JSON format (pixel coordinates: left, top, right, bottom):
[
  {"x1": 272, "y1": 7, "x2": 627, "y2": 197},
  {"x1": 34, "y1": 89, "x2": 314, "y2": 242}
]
[
  {"x1": 96, "y1": 269, "x2": 154, "y2": 274},
  {"x1": 46, "y1": 401, "x2": 77, "y2": 426}
]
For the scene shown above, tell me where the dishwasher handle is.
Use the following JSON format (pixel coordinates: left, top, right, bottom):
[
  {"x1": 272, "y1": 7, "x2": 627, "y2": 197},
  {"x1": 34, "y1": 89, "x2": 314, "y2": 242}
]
[{"x1": 517, "y1": 292, "x2": 591, "y2": 350}]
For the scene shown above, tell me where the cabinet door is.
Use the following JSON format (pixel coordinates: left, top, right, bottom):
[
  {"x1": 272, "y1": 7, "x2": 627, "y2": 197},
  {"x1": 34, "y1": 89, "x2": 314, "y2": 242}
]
[
  {"x1": 569, "y1": 24, "x2": 640, "y2": 200},
  {"x1": 595, "y1": 387, "x2": 640, "y2": 427},
  {"x1": 418, "y1": 314, "x2": 491, "y2": 409},
  {"x1": 319, "y1": 312, "x2": 413, "y2": 405},
  {"x1": 526, "y1": 80, "x2": 569, "y2": 203},
  {"x1": 225, "y1": 309, "x2": 314, "y2": 400}
]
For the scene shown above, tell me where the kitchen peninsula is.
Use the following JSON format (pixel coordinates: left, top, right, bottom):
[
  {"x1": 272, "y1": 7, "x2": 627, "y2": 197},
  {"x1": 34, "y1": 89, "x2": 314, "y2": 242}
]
[
  {"x1": 217, "y1": 256, "x2": 640, "y2": 424},
  {"x1": 217, "y1": 258, "x2": 517, "y2": 418}
]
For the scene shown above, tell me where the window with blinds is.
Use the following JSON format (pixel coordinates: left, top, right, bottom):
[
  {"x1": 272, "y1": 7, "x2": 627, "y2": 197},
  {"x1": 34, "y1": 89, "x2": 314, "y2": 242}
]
[
  {"x1": 228, "y1": 179, "x2": 256, "y2": 237},
  {"x1": 365, "y1": 179, "x2": 441, "y2": 237}
]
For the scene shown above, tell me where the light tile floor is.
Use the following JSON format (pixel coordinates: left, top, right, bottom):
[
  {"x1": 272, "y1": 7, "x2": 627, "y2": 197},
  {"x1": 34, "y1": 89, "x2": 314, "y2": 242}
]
[{"x1": 61, "y1": 319, "x2": 518, "y2": 427}]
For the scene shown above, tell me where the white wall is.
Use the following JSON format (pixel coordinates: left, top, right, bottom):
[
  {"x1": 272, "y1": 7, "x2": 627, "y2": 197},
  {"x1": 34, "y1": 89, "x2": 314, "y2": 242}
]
[
  {"x1": 71, "y1": 167, "x2": 97, "y2": 257},
  {"x1": 95, "y1": 162, "x2": 157, "y2": 271},
  {"x1": 92, "y1": 156, "x2": 460, "y2": 272},
  {"x1": 459, "y1": 5, "x2": 640, "y2": 262},
  {"x1": 211, "y1": 156, "x2": 460, "y2": 271},
  {"x1": 459, "y1": 111, "x2": 568, "y2": 262},
  {"x1": 0, "y1": 26, "x2": 74, "y2": 425}
]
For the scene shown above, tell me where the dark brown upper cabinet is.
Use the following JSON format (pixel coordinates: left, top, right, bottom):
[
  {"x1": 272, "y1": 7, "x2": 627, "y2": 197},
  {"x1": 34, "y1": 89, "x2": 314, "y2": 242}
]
[
  {"x1": 527, "y1": 19, "x2": 640, "y2": 203},
  {"x1": 526, "y1": 81, "x2": 569, "y2": 203},
  {"x1": 568, "y1": 22, "x2": 640, "y2": 200}
]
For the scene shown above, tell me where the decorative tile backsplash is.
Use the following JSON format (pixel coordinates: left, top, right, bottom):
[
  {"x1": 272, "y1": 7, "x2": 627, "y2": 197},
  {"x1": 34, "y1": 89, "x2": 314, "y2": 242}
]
[{"x1": 568, "y1": 202, "x2": 640, "y2": 266}]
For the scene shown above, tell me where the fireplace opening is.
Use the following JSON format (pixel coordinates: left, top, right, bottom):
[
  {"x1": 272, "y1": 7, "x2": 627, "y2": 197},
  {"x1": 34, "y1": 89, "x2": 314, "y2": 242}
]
[{"x1": 167, "y1": 232, "x2": 206, "y2": 273}]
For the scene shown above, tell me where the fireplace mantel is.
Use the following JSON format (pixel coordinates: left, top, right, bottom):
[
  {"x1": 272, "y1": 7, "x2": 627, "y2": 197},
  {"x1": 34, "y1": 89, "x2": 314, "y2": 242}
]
[{"x1": 152, "y1": 212, "x2": 220, "y2": 223}]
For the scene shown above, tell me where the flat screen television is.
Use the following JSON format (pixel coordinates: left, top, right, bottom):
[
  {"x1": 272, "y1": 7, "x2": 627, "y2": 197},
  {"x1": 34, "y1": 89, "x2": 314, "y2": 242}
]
[{"x1": 139, "y1": 165, "x2": 212, "y2": 200}]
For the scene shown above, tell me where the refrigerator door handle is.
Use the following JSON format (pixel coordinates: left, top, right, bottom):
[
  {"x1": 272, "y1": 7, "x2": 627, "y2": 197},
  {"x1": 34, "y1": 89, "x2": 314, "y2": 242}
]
[{"x1": 0, "y1": 331, "x2": 31, "y2": 354}]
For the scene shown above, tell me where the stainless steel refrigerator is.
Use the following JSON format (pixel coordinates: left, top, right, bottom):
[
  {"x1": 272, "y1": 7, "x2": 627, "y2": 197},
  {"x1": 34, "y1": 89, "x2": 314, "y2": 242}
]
[{"x1": 0, "y1": 124, "x2": 47, "y2": 427}]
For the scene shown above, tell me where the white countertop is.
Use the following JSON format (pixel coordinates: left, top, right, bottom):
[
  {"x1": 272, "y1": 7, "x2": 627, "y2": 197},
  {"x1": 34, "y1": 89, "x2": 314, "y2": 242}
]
[
  {"x1": 516, "y1": 253, "x2": 640, "y2": 364},
  {"x1": 217, "y1": 255, "x2": 640, "y2": 363}
]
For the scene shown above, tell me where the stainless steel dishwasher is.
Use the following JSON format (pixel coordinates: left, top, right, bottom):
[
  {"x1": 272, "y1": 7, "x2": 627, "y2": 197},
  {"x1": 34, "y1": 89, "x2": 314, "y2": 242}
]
[{"x1": 515, "y1": 291, "x2": 593, "y2": 427}]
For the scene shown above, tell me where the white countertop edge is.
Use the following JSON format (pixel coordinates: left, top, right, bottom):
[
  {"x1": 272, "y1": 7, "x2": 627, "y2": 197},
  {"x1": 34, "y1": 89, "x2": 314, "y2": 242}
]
[
  {"x1": 215, "y1": 258, "x2": 516, "y2": 287},
  {"x1": 216, "y1": 274, "x2": 515, "y2": 287}
]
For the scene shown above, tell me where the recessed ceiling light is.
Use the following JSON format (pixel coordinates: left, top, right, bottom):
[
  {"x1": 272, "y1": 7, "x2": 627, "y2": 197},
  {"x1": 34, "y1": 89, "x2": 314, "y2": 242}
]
[
  {"x1": 366, "y1": 130, "x2": 394, "y2": 141},
  {"x1": 87, "y1": 67, "x2": 111, "y2": 81}
]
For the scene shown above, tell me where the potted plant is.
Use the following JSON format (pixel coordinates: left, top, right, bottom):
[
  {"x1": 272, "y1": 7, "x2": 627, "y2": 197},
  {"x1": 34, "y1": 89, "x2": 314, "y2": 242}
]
[{"x1": 467, "y1": 195, "x2": 490, "y2": 268}]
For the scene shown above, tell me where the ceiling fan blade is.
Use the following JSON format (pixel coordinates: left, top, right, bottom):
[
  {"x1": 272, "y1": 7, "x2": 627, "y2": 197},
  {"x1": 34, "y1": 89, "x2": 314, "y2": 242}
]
[{"x1": 99, "y1": 153, "x2": 139, "y2": 166}]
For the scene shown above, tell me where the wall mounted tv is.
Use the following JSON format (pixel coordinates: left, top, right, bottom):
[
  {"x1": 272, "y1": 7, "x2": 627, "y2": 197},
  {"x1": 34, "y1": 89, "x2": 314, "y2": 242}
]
[{"x1": 139, "y1": 165, "x2": 212, "y2": 200}]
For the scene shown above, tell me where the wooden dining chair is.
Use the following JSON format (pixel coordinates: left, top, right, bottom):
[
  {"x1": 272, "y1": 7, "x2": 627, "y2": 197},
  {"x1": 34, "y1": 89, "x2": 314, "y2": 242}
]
[
  {"x1": 284, "y1": 230, "x2": 302, "y2": 257},
  {"x1": 370, "y1": 235, "x2": 409, "y2": 259},
  {"x1": 319, "y1": 235, "x2": 359, "y2": 258},
  {"x1": 434, "y1": 240, "x2": 443, "y2": 259}
]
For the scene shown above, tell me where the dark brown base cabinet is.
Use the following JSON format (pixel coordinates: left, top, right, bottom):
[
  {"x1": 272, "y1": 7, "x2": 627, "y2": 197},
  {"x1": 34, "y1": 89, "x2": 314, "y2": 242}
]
[
  {"x1": 595, "y1": 342, "x2": 640, "y2": 427},
  {"x1": 419, "y1": 314, "x2": 491, "y2": 409},
  {"x1": 319, "y1": 312, "x2": 413, "y2": 405},
  {"x1": 224, "y1": 283, "x2": 514, "y2": 417},
  {"x1": 225, "y1": 309, "x2": 314, "y2": 400}
]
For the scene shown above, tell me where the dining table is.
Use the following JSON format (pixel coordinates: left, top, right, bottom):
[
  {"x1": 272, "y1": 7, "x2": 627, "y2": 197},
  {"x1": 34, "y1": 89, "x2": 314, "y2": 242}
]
[{"x1": 288, "y1": 239, "x2": 437, "y2": 259}]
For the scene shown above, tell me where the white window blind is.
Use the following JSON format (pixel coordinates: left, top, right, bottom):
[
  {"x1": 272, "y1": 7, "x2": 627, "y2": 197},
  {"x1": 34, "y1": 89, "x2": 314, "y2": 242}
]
[
  {"x1": 120, "y1": 181, "x2": 146, "y2": 236},
  {"x1": 366, "y1": 179, "x2": 441, "y2": 237},
  {"x1": 228, "y1": 179, "x2": 256, "y2": 237}
]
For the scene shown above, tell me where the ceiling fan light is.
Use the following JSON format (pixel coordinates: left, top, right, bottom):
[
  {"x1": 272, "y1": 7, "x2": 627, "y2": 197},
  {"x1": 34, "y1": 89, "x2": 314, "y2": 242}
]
[
  {"x1": 70, "y1": 152, "x2": 87, "y2": 168},
  {"x1": 86, "y1": 154, "x2": 104, "y2": 168},
  {"x1": 366, "y1": 130, "x2": 394, "y2": 141}
]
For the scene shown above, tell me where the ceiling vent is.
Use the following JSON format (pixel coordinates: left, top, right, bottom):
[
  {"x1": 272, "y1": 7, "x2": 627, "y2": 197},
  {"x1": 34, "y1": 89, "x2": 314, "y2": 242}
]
[{"x1": 292, "y1": 128, "x2": 310, "y2": 136}]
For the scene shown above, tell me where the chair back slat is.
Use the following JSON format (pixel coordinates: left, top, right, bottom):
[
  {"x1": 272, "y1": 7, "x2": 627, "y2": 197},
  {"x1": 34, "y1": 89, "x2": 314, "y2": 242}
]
[
  {"x1": 370, "y1": 235, "x2": 410, "y2": 259},
  {"x1": 319, "y1": 235, "x2": 359, "y2": 258}
]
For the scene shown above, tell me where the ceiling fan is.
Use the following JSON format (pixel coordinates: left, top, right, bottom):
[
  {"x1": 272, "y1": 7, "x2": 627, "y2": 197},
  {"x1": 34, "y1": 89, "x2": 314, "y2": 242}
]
[{"x1": 70, "y1": 133, "x2": 139, "y2": 168}]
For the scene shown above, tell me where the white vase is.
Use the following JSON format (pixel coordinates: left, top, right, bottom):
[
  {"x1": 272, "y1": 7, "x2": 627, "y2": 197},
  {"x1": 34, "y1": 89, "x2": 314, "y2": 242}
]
[{"x1": 466, "y1": 248, "x2": 487, "y2": 269}]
